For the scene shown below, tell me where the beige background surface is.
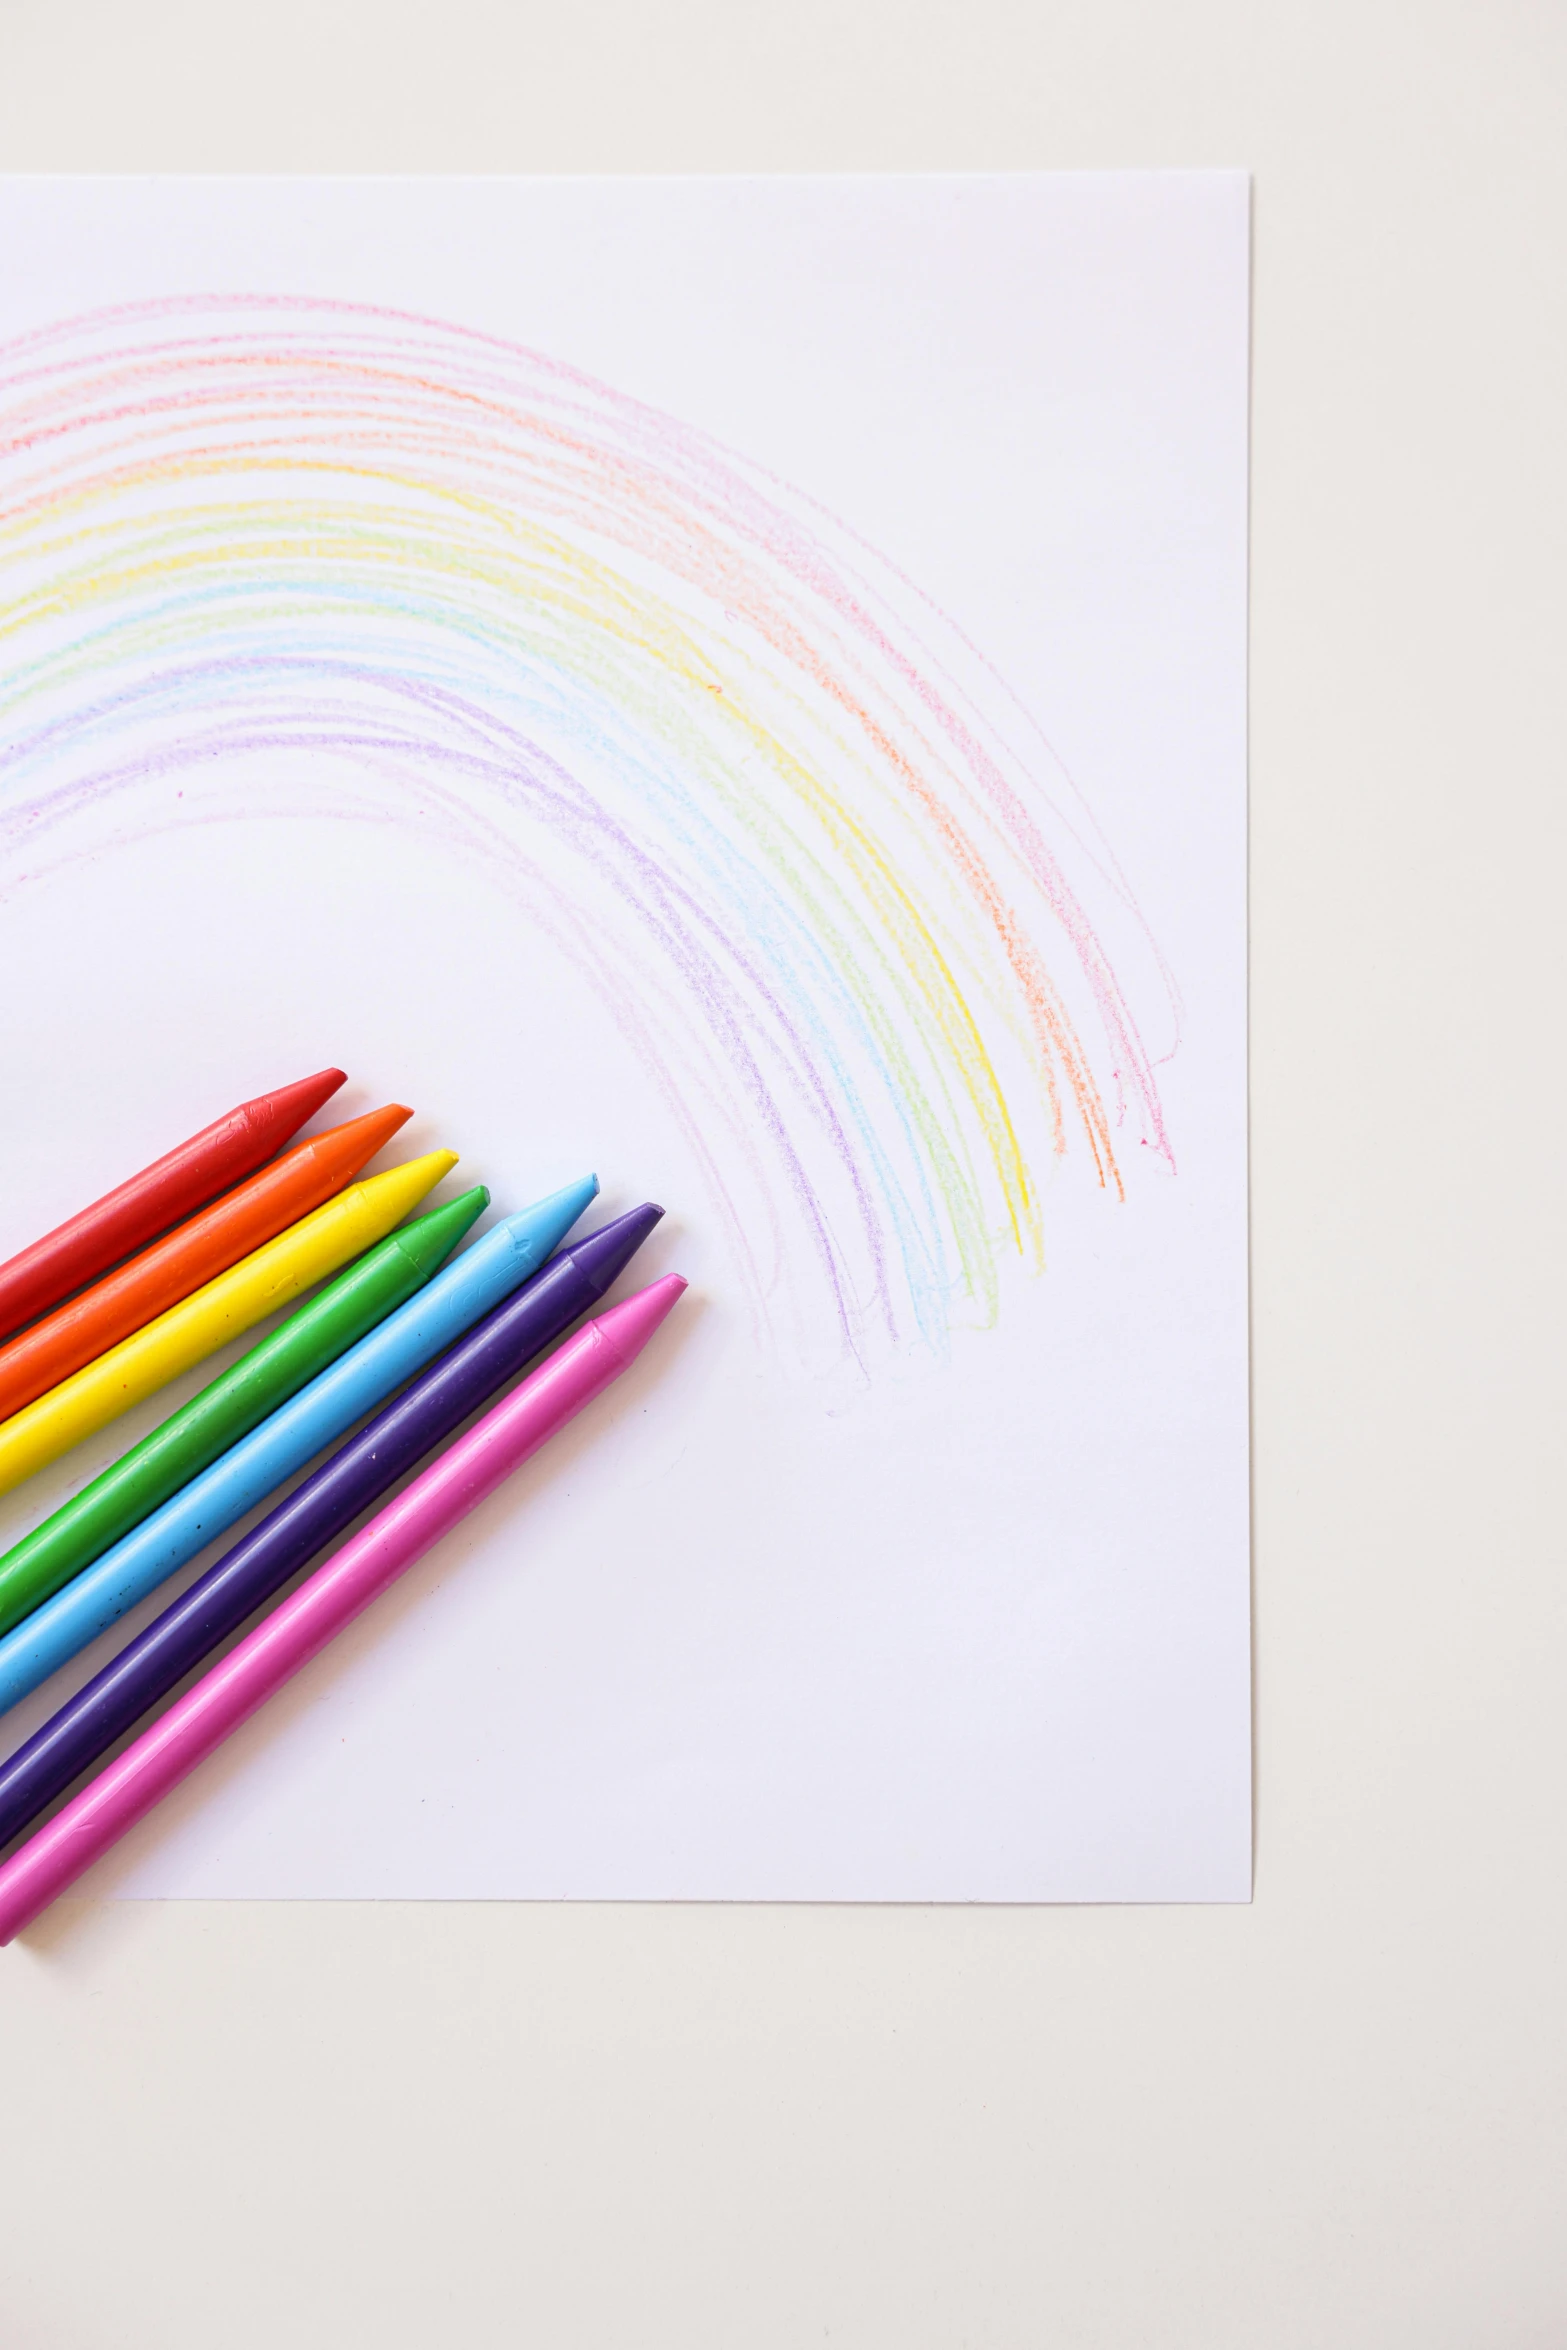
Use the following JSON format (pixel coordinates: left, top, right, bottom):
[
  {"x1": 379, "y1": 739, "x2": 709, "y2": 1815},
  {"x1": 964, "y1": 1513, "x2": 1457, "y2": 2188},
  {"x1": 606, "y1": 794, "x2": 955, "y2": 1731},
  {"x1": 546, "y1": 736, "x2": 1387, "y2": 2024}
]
[{"x1": 0, "y1": 3, "x2": 1563, "y2": 2344}]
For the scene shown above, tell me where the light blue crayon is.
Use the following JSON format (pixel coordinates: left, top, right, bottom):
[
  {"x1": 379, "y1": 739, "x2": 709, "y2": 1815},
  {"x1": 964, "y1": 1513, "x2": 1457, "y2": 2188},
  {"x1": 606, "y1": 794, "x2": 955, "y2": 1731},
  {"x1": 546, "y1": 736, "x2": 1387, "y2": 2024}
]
[{"x1": 0, "y1": 1175, "x2": 598, "y2": 1717}]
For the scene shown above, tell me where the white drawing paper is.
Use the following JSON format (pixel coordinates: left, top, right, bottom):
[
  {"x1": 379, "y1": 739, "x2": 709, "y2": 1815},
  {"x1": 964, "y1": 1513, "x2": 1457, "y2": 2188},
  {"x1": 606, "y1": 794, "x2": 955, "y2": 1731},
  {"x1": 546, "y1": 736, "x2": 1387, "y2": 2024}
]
[{"x1": 0, "y1": 174, "x2": 1250, "y2": 1899}]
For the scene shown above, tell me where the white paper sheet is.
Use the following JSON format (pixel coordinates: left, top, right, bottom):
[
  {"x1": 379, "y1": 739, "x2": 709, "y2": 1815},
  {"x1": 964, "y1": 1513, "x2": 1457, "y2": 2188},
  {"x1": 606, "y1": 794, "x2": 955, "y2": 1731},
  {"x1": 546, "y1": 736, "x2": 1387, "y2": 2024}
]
[{"x1": 0, "y1": 174, "x2": 1250, "y2": 1900}]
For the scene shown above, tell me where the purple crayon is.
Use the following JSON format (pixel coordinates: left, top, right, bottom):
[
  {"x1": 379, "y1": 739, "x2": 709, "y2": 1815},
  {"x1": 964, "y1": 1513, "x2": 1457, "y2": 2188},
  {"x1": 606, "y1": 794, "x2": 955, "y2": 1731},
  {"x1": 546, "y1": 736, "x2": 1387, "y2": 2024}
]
[{"x1": 0, "y1": 1204, "x2": 664, "y2": 1855}]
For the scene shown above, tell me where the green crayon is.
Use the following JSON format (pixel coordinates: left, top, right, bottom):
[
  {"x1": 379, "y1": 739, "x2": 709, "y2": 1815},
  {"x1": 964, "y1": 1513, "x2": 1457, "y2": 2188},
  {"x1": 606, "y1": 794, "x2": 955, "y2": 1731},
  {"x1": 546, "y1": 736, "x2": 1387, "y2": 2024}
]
[{"x1": 0, "y1": 1185, "x2": 488, "y2": 1639}]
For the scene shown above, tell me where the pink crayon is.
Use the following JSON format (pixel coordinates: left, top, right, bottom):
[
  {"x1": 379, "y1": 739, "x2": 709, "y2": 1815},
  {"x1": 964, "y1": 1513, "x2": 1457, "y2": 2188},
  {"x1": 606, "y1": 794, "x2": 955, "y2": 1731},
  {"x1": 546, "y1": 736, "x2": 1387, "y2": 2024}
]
[{"x1": 0, "y1": 1275, "x2": 686, "y2": 1943}]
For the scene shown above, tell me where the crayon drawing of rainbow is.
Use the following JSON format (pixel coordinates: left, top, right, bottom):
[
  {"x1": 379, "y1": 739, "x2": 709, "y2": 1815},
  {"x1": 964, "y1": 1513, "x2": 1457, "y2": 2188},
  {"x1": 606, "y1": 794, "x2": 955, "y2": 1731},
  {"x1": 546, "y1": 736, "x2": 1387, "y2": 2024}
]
[{"x1": 0, "y1": 297, "x2": 1175, "y2": 1368}]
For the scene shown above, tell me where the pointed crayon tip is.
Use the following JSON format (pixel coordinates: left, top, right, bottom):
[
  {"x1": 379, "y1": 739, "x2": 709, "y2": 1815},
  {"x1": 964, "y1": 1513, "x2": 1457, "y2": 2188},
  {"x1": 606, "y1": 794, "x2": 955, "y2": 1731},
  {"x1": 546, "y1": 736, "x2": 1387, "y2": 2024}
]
[
  {"x1": 359, "y1": 1149, "x2": 459, "y2": 1226},
  {"x1": 393, "y1": 1184, "x2": 490, "y2": 1279},
  {"x1": 592, "y1": 1273, "x2": 687, "y2": 1368},
  {"x1": 252, "y1": 1067, "x2": 348, "y2": 1145},
  {"x1": 564, "y1": 1203, "x2": 665, "y2": 1299},
  {"x1": 506, "y1": 1174, "x2": 601, "y2": 1275},
  {"x1": 310, "y1": 1101, "x2": 415, "y2": 1179}
]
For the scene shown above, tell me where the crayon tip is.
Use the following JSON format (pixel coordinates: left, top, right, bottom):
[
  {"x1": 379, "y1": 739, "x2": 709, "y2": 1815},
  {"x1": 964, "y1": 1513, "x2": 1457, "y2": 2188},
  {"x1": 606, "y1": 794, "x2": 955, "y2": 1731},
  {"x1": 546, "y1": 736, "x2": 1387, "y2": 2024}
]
[
  {"x1": 357, "y1": 1149, "x2": 459, "y2": 1227},
  {"x1": 310, "y1": 1102, "x2": 416, "y2": 1176},
  {"x1": 252, "y1": 1067, "x2": 348, "y2": 1143},
  {"x1": 392, "y1": 1184, "x2": 490, "y2": 1280},
  {"x1": 408, "y1": 1148, "x2": 459, "y2": 1185},
  {"x1": 506, "y1": 1174, "x2": 600, "y2": 1275},
  {"x1": 592, "y1": 1273, "x2": 687, "y2": 1368},
  {"x1": 565, "y1": 1203, "x2": 665, "y2": 1300}
]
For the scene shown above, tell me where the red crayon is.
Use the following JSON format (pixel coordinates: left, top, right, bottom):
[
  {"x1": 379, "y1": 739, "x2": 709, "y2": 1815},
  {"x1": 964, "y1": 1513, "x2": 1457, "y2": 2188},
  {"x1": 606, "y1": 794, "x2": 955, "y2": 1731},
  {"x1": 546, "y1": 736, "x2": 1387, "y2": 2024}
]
[
  {"x1": 0, "y1": 1071, "x2": 349, "y2": 1345},
  {"x1": 0, "y1": 1099, "x2": 413, "y2": 1423}
]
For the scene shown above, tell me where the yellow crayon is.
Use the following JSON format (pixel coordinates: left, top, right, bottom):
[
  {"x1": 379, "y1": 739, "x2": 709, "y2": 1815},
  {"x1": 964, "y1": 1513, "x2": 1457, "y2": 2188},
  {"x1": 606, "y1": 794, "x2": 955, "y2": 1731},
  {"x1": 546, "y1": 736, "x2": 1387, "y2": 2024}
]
[{"x1": 0, "y1": 1151, "x2": 458, "y2": 1500}]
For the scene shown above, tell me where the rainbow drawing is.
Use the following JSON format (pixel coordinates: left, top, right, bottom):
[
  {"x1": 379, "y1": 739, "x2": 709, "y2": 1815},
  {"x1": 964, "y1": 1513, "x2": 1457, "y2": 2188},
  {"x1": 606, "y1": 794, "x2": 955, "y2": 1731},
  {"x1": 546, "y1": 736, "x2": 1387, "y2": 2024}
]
[{"x1": 0, "y1": 296, "x2": 1174, "y2": 1365}]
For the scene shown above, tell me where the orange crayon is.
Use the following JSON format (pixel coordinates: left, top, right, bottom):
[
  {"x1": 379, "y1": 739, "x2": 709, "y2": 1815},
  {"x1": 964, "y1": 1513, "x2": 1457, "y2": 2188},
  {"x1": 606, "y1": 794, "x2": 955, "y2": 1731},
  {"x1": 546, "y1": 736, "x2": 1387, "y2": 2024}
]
[{"x1": 0, "y1": 1105, "x2": 413, "y2": 1423}]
